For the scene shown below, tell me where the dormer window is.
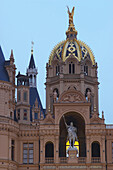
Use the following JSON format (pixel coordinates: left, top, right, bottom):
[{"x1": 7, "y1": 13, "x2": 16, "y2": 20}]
[
  {"x1": 84, "y1": 64, "x2": 88, "y2": 75},
  {"x1": 56, "y1": 64, "x2": 60, "y2": 75},
  {"x1": 69, "y1": 62, "x2": 75, "y2": 74}
]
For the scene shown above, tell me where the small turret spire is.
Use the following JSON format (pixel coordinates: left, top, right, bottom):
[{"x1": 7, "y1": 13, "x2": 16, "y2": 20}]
[
  {"x1": 31, "y1": 41, "x2": 34, "y2": 55},
  {"x1": 27, "y1": 42, "x2": 38, "y2": 88},
  {"x1": 66, "y1": 6, "x2": 78, "y2": 39},
  {"x1": 10, "y1": 49, "x2": 14, "y2": 65}
]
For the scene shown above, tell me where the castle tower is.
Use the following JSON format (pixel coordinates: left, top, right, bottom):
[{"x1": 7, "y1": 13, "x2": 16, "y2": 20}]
[
  {"x1": 0, "y1": 47, "x2": 16, "y2": 119},
  {"x1": 16, "y1": 72, "x2": 30, "y2": 123},
  {"x1": 46, "y1": 7, "x2": 99, "y2": 116}
]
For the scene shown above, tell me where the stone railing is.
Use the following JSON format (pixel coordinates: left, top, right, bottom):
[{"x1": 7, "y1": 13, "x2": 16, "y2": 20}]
[
  {"x1": 106, "y1": 125, "x2": 113, "y2": 129},
  {"x1": 45, "y1": 158, "x2": 54, "y2": 164},
  {"x1": 59, "y1": 157, "x2": 68, "y2": 163},
  {"x1": 91, "y1": 157, "x2": 101, "y2": 163},
  {"x1": 78, "y1": 157, "x2": 86, "y2": 163}
]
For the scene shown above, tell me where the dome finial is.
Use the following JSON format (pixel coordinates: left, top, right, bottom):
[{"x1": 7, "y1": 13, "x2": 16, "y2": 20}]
[
  {"x1": 66, "y1": 6, "x2": 77, "y2": 39},
  {"x1": 31, "y1": 41, "x2": 34, "y2": 55},
  {"x1": 67, "y1": 6, "x2": 75, "y2": 26}
]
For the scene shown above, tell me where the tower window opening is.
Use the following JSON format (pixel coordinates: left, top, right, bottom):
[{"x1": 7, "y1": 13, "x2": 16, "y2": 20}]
[
  {"x1": 10, "y1": 112, "x2": 12, "y2": 118},
  {"x1": 34, "y1": 113, "x2": 38, "y2": 119},
  {"x1": 17, "y1": 91, "x2": 21, "y2": 102},
  {"x1": 69, "y1": 62, "x2": 75, "y2": 74},
  {"x1": 23, "y1": 91, "x2": 27, "y2": 102},
  {"x1": 56, "y1": 64, "x2": 60, "y2": 75},
  {"x1": 34, "y1": 75, "x2": 36, "y2": 86},
  {"x1": 84, "y1": 64, "x2": 88, "y2": 75},
  {"x1": 11, "y1": 140, "x2": 15, "y2": 161},
  {"x1": 17, "y1": 109, "x2": 20, "y2": 120},
  {"x1": 30, "y1": 75, "x2": 32, "y2": 84},
  {"x1": 23, "y1": 109, "x2": 27, "y2": 120}
]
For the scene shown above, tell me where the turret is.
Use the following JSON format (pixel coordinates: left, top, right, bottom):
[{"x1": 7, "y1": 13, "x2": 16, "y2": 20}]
[
  {"x1": 27, "y1": 46, "x2": 38, "y2": 88},
  {"x1": 16, "y1": 72, "x2": 30, "y2": 123}
]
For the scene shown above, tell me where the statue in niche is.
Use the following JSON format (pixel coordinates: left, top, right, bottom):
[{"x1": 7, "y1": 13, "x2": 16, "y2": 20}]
[
  {"x1": 53, "y1": 90, "x2": 57, "y2": 102},
  {"x1": 87, "y1": 89, "x2": 91, "y2": 102},
  {"x1": 63, "y1": 115, "x2": 78, "y2": 148}
]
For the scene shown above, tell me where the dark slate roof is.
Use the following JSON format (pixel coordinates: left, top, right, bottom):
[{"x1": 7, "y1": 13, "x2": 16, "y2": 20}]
[
  {"x1": 29, "y1": 54, "x2": 36, "y2": 69},
  {"x1": 0, "y1": 46, "x2": 9, "y2": 82},
  {"x1": 29, "y1": 87, "x2": 45, "y2": 121}
]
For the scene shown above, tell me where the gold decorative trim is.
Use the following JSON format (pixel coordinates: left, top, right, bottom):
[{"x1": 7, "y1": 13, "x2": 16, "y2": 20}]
[
  {"x1": 78, "y1": 40, "x2": 95, "y2": 65},
  {"x1": 49, "y1": 40, "x2": 65, "y2": 65}
]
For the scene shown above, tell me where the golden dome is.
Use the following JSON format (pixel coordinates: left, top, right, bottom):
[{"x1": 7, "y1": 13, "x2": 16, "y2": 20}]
[{"x1": 49, "y1": 39, "x2": 95, "y2": 65}]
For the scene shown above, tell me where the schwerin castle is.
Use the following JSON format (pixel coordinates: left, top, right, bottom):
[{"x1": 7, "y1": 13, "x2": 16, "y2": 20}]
[{"x1": 0, "y1": 7, "x2": 113, "y2": 170}]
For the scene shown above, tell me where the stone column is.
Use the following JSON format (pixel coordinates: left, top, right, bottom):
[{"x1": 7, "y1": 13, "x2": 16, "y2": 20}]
[
  {"x1": 40, "y1": 136, "x2": 44, "y2": 163},
  {"x1": 86, "y1": 136, "x2": 90, "y2": 163},
  {"x1": 55, "y1": 136, "x2": 59, "y2": 163}
]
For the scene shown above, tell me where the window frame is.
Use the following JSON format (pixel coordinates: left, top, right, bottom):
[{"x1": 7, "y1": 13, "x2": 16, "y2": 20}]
[
  {"x1": 23, "y1": 91, "x2": 27, "y2": 102},
  {"x1": 23, "y1": 143, "x2": 34, "y2": 164},
  {"x1": 69, "y1": 61, "x2": 75, "y2": 74},
  {"x1": 23, "y1": 109, "x2": 27, "y2": 120}
]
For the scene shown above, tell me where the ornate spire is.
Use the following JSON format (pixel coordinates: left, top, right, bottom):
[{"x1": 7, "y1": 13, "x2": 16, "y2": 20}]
[{"x1": 66, "y1": 6, "x2": 78, "y2": 39}]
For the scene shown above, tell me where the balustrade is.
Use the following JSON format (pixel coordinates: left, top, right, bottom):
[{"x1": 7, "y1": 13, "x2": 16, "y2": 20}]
[
  {"x1": 45, "y1": 157, "x2": 54, "y2": 164},
  {"x1": 91, "y1": 157, "x2": 101, "y2": 163}
]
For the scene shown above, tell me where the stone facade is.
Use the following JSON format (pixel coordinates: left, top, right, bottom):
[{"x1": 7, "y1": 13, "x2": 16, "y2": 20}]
[{"x1": 0, "y1": 8, "x2": 113, "y2": 170}]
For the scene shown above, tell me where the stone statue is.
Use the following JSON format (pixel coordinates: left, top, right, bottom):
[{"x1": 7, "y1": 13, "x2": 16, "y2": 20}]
[
  {"x1": 67, "y1": 6, "x2": 75, "y2": 25},
  {"x1": 63, "y1": 115, "x2": 78, "y2": 147},
  {"x1": 53, "y1": 90, "x2": 57, "y2": 102},
  {"x1": 87, "y1": 89, "x2": 91, "y2": 102}
]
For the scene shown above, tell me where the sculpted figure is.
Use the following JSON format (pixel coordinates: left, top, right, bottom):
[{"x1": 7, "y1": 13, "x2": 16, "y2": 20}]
[
  {"x1": 67, "y1": 6, "x2": 75, "y2": 25},
  {"x1": 87, "y1": 89, "x2": 91, "y2": 102},
  {"x1": 63, "y1": 115, "x2": 78, "y2": 147},
  {"x1": 53, "y1": 90, "x2": 57, "y2": 102}
]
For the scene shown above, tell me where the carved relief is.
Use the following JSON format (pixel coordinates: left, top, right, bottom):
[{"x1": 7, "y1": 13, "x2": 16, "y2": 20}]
[{"x1": 58, "y1": 89, "x2": 86, "y2": 103}]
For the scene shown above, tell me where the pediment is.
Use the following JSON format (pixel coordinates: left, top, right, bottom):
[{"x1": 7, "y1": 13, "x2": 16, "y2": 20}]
[
  {"x1": 90, "y1": 115, "x2": 102, "y2": 124},
  {"x1": 58, "y1": 89, "x2": 86, "y2": 103},
  {"x1": 42, "y1": 113, "x2": 55, "y2": 124}
]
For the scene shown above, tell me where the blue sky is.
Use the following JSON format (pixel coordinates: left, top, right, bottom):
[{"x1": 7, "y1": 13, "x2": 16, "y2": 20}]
[{"x1": 0, "y1": 0, "x2": 113, "y2": 123}]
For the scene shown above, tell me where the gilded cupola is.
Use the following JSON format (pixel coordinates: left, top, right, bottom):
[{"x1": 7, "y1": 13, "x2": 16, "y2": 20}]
[{"x1": 49, "y1": 7, "x2": 95, "y2": 66}]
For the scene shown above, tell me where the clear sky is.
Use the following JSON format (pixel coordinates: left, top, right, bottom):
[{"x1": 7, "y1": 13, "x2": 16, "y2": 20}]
[{"x1": 0, "y1": 0, "x2": 113, "y2": 123}]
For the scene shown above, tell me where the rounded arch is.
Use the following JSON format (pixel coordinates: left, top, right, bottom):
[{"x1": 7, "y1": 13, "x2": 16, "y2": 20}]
[
  {"x1": 59, "y1": 111, "x2": 86, "y2": 157},
  {"x1": 91, "y1": 141, "x2": 100, "y2": 157},
  {"x1": 45, "y1": 141, "x2": 54, "y2": 158},
  {"x1": 57, "y1": 109, "x2": 88, "y2": 125}
]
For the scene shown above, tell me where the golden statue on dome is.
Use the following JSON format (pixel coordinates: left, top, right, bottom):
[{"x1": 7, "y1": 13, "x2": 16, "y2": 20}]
[{"x1": 67, "y1": 6, "x2": 75, "y2": 25}]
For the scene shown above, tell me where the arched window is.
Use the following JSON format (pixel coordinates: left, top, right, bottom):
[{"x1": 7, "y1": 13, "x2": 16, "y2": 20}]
[
  {"x1": 69, "y1": 62, "x2": 75, "y2": 74},
  {"x1": 91, "y1": 141, "x2": 100, "y2": 157},
  {"x1": 84, "y1": 64, "x2": 88, "y2": 75},
  {"x1": 34, "y1": 75, "x2": 36, "y2": 86},
  {"x1": 30, "y1": 75, "x2": 32, "y2": 83},
  {"x1": 56, "y1": 64, "x2": 60, "y2": 75},
  {"x1": 45, "y1": 142, "x2": 54, "y2": 157}
]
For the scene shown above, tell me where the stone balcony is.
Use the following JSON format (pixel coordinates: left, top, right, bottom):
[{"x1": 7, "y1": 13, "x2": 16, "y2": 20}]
[{"x1": 45, "y1": 157, "x2": 101, "y2": 164}]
